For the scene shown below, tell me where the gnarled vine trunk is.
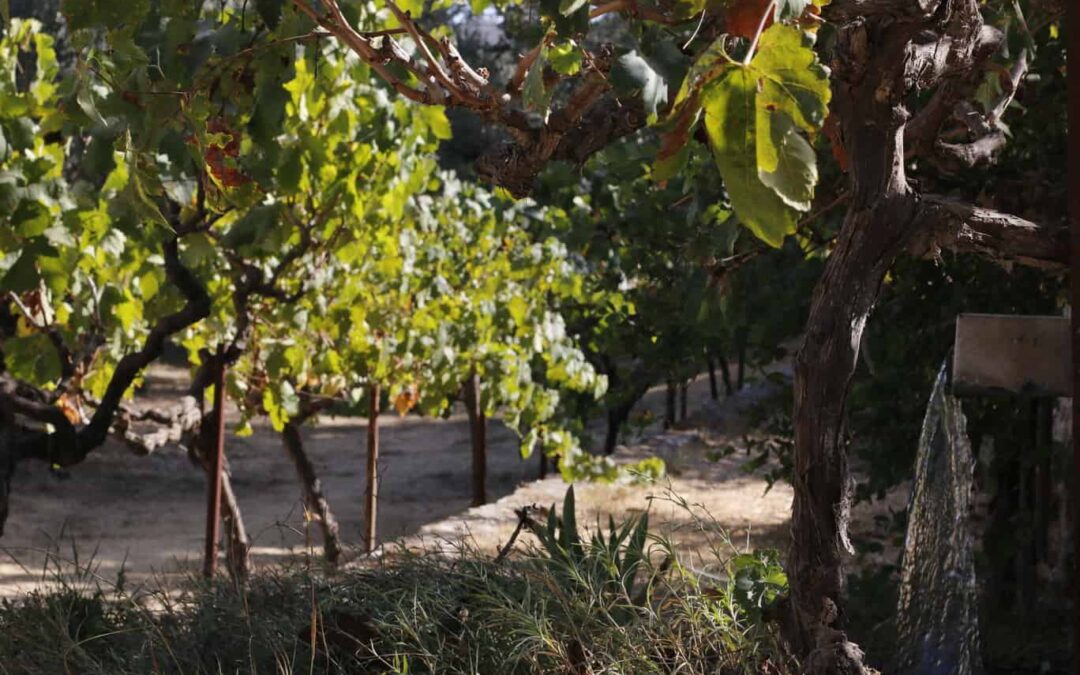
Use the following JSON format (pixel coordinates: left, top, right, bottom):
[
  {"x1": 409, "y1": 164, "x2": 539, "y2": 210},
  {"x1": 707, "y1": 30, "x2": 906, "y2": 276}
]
[
  {"x1": 790, "y1": 2, "x2": 1069, "y2": 670},
  {"x1": 220, "y1": 473, "x2": 251, "y2": 581},
  {"x1": 282, "y1": 418, "x2": 342, "y2": 565},
  {"x1": 791, "y1": 17, "x2": 919, "y2": 663}
]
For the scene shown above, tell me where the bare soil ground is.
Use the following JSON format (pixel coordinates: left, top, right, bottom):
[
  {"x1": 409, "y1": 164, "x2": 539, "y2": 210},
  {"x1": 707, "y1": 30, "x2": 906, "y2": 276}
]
[{"x1": 0, "y1": 363, "x2": 899, "y2": 597}]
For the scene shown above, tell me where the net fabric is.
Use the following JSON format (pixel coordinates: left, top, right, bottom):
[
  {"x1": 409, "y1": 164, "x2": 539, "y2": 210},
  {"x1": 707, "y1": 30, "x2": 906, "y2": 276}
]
[{"x1": 894, "y1": 362, "x2": 982, "y2": 675}]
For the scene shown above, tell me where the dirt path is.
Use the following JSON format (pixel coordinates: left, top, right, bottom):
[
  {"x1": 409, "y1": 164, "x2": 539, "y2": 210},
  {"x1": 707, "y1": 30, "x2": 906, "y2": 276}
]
[
  {"x1": 0, "y1": 366, "x2": 743, "y2": 594},
  {"x1": 2, "y1": 361, "x2": 897, "y2": 597},
  {"x1": 403, "y1": 375, "x2": 797, "y2": 567}
]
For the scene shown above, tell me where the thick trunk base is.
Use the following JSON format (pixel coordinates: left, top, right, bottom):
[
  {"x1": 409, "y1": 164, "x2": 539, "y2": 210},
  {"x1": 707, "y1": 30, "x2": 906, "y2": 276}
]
[{"x1": 283, "y1": 421, "x2": 342, "y2": 565}]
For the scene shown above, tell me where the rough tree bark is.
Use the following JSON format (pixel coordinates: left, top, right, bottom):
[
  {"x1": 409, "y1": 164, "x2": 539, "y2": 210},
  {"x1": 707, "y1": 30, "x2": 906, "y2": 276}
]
[
  {"x1": 282, "y1": 406, "x2": 342, "y2": 565},
  {"x1": 219, "y1": 472, "x2": 251, "y2": 581},
  {"x1": 663, "y1": 380, "x2": 677, "y2": 429},
  {"x1": 364, "y1": 382, "x2": 380, "y2": 554},
  {"x1": 736, "y1": 329, "x2": 747, "y2": 391},
  {"x1": 717, "y1": 350, "x2": 735, "y2": 396},
  {"x1": 462, "y1": 372, "x2": 487, "y2": 507},
  {"x1": 707, "y1": 355, "x2": 719, "y2": 401},
  {"x1": 792, "y1": 2, "x2": 1069, "y2": 670},
  {"x1": 604, "y1": 402, "x2": 633, "y2": 455},
  {"x1": 602, "y1": 361, "x2": 652, "y2": 454}
]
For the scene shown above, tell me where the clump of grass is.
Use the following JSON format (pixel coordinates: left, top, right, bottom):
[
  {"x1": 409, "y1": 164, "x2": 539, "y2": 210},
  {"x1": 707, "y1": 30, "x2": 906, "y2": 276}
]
[{"x1": 0, "y1": 488, "x2": 792, "y2": 674}]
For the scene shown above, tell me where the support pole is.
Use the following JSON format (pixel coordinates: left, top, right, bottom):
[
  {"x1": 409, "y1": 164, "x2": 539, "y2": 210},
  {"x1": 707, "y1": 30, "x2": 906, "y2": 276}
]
[
  {"x1": 463, "y1": 372, "x2": 487, "y2": 507},
  {"x1": 664, "y1": 380, "x2": 676, "y2": 429},
  {"x1": 364, "y1": 382, "x2": 380, "y2": 554},
  {"x1": 202, "y1": 348, "x2": 226, "y2": 579}
]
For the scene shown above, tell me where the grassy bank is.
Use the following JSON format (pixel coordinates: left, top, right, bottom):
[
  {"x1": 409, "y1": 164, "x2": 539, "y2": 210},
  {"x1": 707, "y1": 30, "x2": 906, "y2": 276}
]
[{"x1": 0, "y1": 490, "x2": 790, "y2": 674}]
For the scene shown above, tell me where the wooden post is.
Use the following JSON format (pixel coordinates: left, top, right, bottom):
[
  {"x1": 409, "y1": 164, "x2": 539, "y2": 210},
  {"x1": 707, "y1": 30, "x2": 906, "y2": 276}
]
[
  {"x1": 364, "y1": 382, "x2": 380, "y2": 554},
  {"x1": 1066, "y1": 0, "x2": 1080, "y2": 668},
  {"x1": 202, "y1": 350, "x2": 226, "y2": 579},
  {"x1": 718, "y1": 351, "x2": 734, "y2": 396},
  {"x1": 707, "y1": 355, "x2": 719, "y2": 400},
  {"x1": 664, "y1": 380, "x2": 676, "y2": 429},
  {"x1": 736, "y1": 328, "x2": 747, "y2": 390},
  {"x1": 463, "y1": 372, "x2": 487, "y2": 507}
]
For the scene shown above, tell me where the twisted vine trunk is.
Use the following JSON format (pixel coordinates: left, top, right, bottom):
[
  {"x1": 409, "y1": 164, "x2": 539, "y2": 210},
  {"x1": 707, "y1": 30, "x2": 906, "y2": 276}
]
[
  {"x1": 792, "y1": 196, "x2": 919, "y2": 669},
  {"x1": 220, "y1": 473, "x2": 251, "y2": 581},
  {"x1": 736, "y1": 328, "x2": 747, "y2": 391},
  {"x1": 282, "y1": 419, "x2": 342, "y2": 565},
  {"x1": 788, "y1": 1, "x2": 1070, "y2": 668},
  {"x1": 791, "y1": 13, "x2": 922, "y2": 667},
  {"x1": 717, "y1": 351, "x2": 734, "y2": 396}
]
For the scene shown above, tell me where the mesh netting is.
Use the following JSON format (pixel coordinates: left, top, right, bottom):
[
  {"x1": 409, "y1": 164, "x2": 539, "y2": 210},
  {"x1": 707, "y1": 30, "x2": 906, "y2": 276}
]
[{"x1": 894, "y1": 362, "x2": 982, "y2": 675}]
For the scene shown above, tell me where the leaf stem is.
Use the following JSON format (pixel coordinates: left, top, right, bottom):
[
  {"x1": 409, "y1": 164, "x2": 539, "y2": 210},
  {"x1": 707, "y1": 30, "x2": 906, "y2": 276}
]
[{"x1": 742, "y1": 0, "x2": 777, "y2": 66}]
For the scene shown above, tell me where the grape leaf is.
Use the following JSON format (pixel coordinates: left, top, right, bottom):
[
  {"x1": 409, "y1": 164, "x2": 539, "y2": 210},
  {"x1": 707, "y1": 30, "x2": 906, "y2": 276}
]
[
  {"x1": 751, "y1": 24, "x2": 831, "y2": 132},
  {"x1": 254, "y1": 0, "x2": 284, "y2": 29},
  {"x1": 757, "y1": 111, "x2": 817, "y2": 210},
  {"x1": 702, "y1": 68, "x2": 796, "y2": 247},
  {"x1": 549, "y1": 41, "x2": 582, "y2": 76},
  {"x1": 3, "y1": 334, "x2": 61, "y2": 385},
  {"x1": 523, "y1": 47, "x2": 553, "y2": 120}
]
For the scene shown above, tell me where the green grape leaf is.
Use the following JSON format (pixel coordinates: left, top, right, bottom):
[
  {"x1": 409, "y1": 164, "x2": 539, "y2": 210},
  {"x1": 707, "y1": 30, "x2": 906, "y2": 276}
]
[
  {"x1": 1, "y1": 240, "x2": 57, "y2": 293},
  {"x1": 248, "y1": 81, "x2": 289, "y2": 146},
  {"x1": 540, "y1": 0, "x2": 589, "y2": 35},
  {"x1": 702, "y1": 68, "x2": 796, "y2": 247},
  {"x1": 549, "y1": 41, "x2": 582, "y2": 76},
  {"x1": 11, "y1": 200, "x2": 51, "y2": 238},
  {"x1": 3, "y1": 334, "x2": 62, "y2": 385},
  {"x1": 522, "y1": 47, "x2": 553, "y2": 119},
  {"x1": 508, "y1": 295, "x2": 528, "y2": 325},
  {"x1": 751, "y1": 24, "x2": 831, "y2": 132},
  {"x1": 757, "y1": 111, "x2": 816, "y2": 210},
  {"x1": 254, "y1": 0, "x2": 284, "y2": 28},
  {"x1": 222, "y1": 203, "x2": 282, "y2": 250},
  {"x1": 62, "y1": 0, "x2": 150, "y2": 30}
]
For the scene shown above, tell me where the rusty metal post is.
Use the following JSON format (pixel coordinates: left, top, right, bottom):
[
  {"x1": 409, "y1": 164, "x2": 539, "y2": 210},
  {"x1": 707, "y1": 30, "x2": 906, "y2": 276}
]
[
  {"x1": 1067, "y1": 3, "x2": 1080, "y2": 671},
  {"x1": 364, "y1": 382, "x2": 380, "y2": 553},
  {"x1": 202, "y1": 349, "x2": 227, "y2": 579}
]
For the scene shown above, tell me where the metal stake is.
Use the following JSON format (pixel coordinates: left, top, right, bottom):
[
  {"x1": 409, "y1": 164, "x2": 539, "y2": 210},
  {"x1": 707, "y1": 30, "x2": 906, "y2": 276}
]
[{"x1": 202, "y1": 348, "x2": 227, "y2": 579}]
